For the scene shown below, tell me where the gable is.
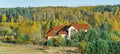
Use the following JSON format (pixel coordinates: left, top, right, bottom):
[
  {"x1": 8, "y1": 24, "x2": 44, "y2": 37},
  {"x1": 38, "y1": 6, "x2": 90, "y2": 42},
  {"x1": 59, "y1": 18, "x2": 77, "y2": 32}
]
[{"x1": 67, "y1": 26, "x2": 78, "y2": 31}]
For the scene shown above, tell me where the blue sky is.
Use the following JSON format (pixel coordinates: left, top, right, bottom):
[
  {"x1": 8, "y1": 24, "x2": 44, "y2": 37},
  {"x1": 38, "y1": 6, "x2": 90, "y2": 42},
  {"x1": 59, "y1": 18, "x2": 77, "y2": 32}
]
[{"x1": 0, "y1": 0, "x2": 120, "y2": 8}]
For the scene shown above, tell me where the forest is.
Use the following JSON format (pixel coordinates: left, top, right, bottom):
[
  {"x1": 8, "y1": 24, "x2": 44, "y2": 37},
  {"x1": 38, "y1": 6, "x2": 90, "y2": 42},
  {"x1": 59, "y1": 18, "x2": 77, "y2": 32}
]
[{"x1": 0, "y1": 4, "x2": 120, "y2": 54}]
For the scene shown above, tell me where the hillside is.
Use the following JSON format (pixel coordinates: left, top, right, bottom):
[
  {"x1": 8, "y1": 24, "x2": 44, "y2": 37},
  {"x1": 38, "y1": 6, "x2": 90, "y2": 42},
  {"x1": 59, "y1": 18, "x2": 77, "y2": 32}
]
[{"x1": 0, "y1": 4, "x2": 120, "y2": 54}]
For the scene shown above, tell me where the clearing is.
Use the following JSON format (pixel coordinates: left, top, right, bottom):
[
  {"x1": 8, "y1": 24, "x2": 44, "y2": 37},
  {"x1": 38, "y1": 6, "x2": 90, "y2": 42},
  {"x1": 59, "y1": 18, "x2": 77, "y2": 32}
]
[{"x1": 0, "y1": 43, "x2": 77, "y2": 54}]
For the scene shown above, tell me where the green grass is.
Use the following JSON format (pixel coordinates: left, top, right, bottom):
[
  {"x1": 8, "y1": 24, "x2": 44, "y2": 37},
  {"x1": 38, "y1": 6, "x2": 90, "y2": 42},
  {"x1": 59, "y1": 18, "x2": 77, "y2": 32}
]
[
  {"x1": 0, "y1": 40, "x2": 2, "y2": 44},
  {"x1": 0, "y1": 43, "x2": 77, "y2": 54}
]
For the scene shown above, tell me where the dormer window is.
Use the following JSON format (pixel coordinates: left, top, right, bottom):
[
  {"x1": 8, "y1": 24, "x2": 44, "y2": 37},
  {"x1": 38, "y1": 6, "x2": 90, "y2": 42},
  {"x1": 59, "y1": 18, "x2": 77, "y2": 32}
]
[{"x1": 54, "y1": 30, "x2": 58, "y2": 34}]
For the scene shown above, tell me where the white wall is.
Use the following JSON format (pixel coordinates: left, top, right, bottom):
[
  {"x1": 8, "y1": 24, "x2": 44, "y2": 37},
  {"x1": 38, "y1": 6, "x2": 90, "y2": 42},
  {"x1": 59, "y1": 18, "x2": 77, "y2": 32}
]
[
  {"x1": 48, "y1": 36, "x2": 58, "y2": 40},
  {"x1": 61, "y1": 34, "x2": 66, "y2": 38},
  {"x1": 47, "y1": 34, "x2": 66, "y2": 40},
  {"x1": 67, "y1": 26, "x2": 78, "y2": 39}
]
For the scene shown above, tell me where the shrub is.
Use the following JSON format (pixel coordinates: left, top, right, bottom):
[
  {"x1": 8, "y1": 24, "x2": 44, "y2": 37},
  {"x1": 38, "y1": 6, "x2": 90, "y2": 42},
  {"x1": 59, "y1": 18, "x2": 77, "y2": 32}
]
[
  {"x1": 85, "y1": 39, "x2": 109, "y2": 54},
  {"x1": 15, "y1": 34, "x2": 30, "y2": 44},
  {"x1": 24, "y1": 41, "x2": 33, "y2": 44},
  {"x1": 59, "y1": 38, "x2": 66, "y2": 46},
  {"x1": 39, "y1": 38, "x2": 46, "y2": 46},
  {"x1": 70, "y1": 40, "x2": 77, "y2": 47},
  {"x1": 80, "y1": 40, "x2": 87, "y2": 50},
  {"x1": 2, "y1": 36, "x2": 6, "y2": 41},
  {"x1": 6, "y1": 36, "x2": 14, "y2": 41},
  {"x1": 66, "y1": 39, "x2": 71, "y2": 46},
  {"x1": 52, "y1": 38, "x2": 57, "y2": 46},
  {"x1": 1, "y1": 36, "x2": 14, "y2": 43},
  {"x1": 47, "y1": 40, "x2": 53, "y2": 46},
  {"x1": 15, "y1": 39, "x2": 23, "y2": 44},
  {"x1": 108, "y1": 41, "x2": 120, "y2": 54}
]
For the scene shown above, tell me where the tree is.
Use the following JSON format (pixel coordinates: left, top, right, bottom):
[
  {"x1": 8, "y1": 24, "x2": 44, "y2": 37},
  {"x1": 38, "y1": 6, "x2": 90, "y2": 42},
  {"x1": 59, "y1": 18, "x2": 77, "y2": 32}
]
[
  {"x1": 2, "y1": 14, "x2": 7, "y2": 22},
  {"x1": 10, "y1": 16, "x2": 14, "y2": 26},
  {"x1": 1, "y1": 27, "x2": 12, "y2": 37},
  {"x1": 85, "y1": 39, "x2": 109, "y2": 54},
  {"x1": 17, "y1": 14, "x2": 23, "y2": 23},
  {"x1": 50, "y1": 21, "x2": 55, "y2": 29},
  {"x1": 47, "y1": 40, "x2": 53, "y2": 46}
]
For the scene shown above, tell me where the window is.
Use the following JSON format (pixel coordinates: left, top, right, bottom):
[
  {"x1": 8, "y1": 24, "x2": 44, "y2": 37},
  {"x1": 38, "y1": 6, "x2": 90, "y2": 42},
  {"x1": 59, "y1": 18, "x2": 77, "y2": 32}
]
[
  {"x1": 54, "y1": 30, "x2": 58, "y2": 34},
  {"x1": 71, "y1": 29, "x2": 76, "y2": 32}
]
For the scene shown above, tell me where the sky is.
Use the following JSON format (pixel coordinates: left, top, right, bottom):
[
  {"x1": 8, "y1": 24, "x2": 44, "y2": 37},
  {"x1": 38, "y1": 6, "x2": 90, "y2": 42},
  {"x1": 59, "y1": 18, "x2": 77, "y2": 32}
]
[{"x1": 0, "y1": 0, "x2": 120, "y2": 8}]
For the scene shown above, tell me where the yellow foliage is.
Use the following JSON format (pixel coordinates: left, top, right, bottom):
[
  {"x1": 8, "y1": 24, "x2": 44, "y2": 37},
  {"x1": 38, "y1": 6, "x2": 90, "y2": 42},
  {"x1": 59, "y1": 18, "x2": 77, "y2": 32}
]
[
  {"x1": 2, "y1": 14, "x2": 7, "y2": 22},
  {"x1": 2, "y1": 36, "x2": 6, "y2": 41},
  {"x1": 80, "y1": 40, "x2": 87, "y2": 50},
  {"x1": 17, "y1": 15, "x2": 23, "y2": 23},
  {"x1": 7, "y1": 36, "x2": 14, "y2": 40},
  {"x1": 110, "y1": 35, "x2": 120, "y2": 42},
  {"x1": 2, "y1": 36, "x2": 14, "y2": 41},
  {"x1": 56, "y1": 35, "x2": 62, "y2": 45},
  {"x1": 78, "y1": 20, "x2": 88, "y2": 24}
]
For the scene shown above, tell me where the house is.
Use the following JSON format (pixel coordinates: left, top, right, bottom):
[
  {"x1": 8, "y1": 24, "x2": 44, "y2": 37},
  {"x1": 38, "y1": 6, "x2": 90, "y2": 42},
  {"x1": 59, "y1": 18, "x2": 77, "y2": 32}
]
[{"x1": 46, "y1": 22, "x2": 89, "y2": 40}]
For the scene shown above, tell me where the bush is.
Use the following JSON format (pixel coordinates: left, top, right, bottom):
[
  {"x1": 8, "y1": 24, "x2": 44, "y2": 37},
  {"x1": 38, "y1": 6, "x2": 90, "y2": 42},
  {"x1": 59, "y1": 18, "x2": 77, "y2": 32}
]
[
  {"x1": 52, "y1": 38, "x2": 57, "y2": 46},
  {"x1": 15, "y1": 39, "x2": 23, "y2": 44},
  {"x1": 2, "y1": 36, "x2": 6, "y2": 41},
  {"x1": 47, "y1": 40, "x2": 53, "y2": 46},
  {"x1": 59, "y1": 38, "x2": 66, "y2": 46},
  {"x1": 66, "y1": 39, "x2": 71, "y2": 46},
  {"x1": 24, "y1": 41, "x2": 33, "y2": 44},
  {"x1": 85, "y1": 39, "x2": 109, "y2": 54},
  {"x1": 2, "y1": 36, "x2": 14, "y2": 42},
  {"x1": 6, "y1": 36, "x2": 14, "y2": 41},
  {"x1": 70, "y1": 40, "x2": 77, "y2": 47},
  {"x1": 80, "y1": 40, "x2": 87, "y2": 50},
  {"x1": 15, "y1": 34, "x2": 30, "y2": 44},
  {"x1": 39, "y1": 38, "x2": 46, "y2": 46},
  {"x1": 108, "y1": 41, "x2": 120, "y2": 54}
]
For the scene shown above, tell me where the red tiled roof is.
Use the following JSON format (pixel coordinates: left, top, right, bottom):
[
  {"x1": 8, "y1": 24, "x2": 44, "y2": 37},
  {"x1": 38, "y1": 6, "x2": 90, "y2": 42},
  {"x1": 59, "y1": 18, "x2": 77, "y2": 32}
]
[
  {"x1": 68, "y1": 23, "x2": 89, "y2": 31},
  {"x1": 46, "y1": 22, "x2": 89, "y2": 36},
  {"x1": 46, "y1": 25, "x2": 67, "y2": 36}
]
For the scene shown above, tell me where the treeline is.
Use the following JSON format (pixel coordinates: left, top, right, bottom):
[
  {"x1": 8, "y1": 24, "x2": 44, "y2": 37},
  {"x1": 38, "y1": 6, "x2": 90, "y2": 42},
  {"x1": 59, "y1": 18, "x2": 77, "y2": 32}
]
[
  {"x1": 0, "y1": 5, "x2": 120, "y2": 29},
  {"x1": 0, "y1": 5, "x2": 120, "y2": 44}
]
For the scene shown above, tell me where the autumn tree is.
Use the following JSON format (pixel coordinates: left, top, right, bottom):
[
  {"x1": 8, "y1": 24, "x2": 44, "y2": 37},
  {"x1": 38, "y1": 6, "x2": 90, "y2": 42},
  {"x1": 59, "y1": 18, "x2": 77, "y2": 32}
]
[{"x1": 2, "y1": 14, "x2": 7, "y2": 22}]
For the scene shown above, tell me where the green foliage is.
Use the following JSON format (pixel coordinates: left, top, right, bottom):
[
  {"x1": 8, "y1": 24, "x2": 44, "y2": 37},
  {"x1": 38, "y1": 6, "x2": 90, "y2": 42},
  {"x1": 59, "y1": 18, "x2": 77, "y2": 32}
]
[
  {"x1": 92, "y1": 5, "x2": 116, "y2": 12},
  {"x1": 85, "y1": 28, "x2": 99, "y2": 42},
  {"x1": 85, "y1": 39, "x2": 109, "y2": 54},
  {"x1": 0, "y1": 40, "x2": 2, "y2": 44},
  {"x1": 100, "y1": 31, "x2": 110, "y2": 40},
  {"x1": 1, "y1": 27, "x2": 13, "y2": 36},
  {"x1": 108, "y1": 41, "x2": 120, "y2": 54},
  {"x1": 59, "y1": 38, "x2": 66, "y2": 46},
  {"x1": 70, "y1": 40, "x2": 77, "y2": 47},
  {"x1": 52, "y1": 38, "x2": 57, "y2": 46},
  {"x1": 99, "y1": 22, "x2": 111, "y2": 32},
  {"x1": 47, "y1": 40, "x2": 53, "y2": 46},
  {"x1": 71, "y1": 28, "x2": 120, "y2": 54},
  {"x1": 15, "y1": 34, "x2": 30, "y2": 44},
  {"x1": 47, "y1": 37, "x2": 67, "y2": 46},
  {"x1": 0, "y1": 5, "x2": 120, "y2": 54},
  {"x1": 66, "y1": 39, "x2": 71, "y2": 46},
  {"x1": 50, "y1": 21, "x2": 55, "y2": 29}
]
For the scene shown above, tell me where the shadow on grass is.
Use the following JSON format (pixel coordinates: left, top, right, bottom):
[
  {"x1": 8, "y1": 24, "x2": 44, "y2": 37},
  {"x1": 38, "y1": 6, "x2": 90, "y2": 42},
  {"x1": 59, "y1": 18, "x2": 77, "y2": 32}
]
[
  {"x1": 36, "y1": 48, "x2": 48, "y2": 53},
  {"x1": 61, "y1": 50, "x2": 78, "y2": 54},
  {"x1": 36, "y1": 48, "x2": 44, "y2": 50}
]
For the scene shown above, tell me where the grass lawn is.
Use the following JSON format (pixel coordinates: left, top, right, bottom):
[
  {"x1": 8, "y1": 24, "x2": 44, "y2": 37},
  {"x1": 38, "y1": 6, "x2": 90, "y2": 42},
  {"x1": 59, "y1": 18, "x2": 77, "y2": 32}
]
[{"x1": 0, "y1": 43, "x2": 77, "y2": 54}]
